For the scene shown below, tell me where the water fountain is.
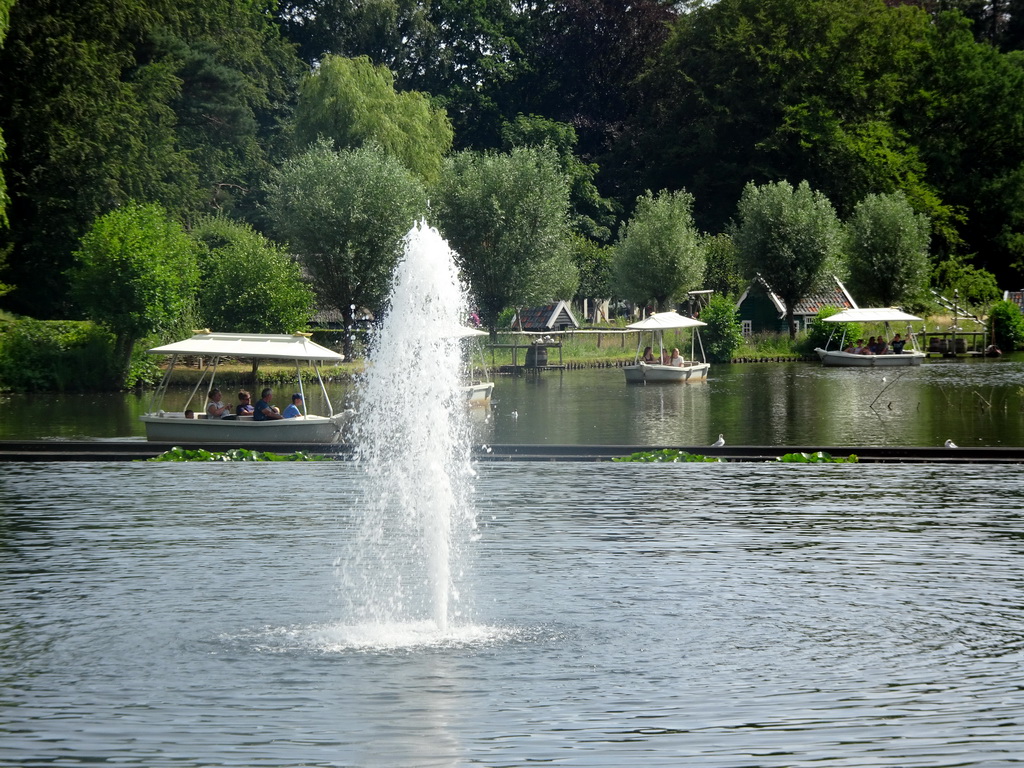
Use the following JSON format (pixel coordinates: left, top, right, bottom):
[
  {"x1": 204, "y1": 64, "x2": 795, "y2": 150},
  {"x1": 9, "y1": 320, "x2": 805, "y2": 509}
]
[{"x1": 337, "y1": 221, "x2": 479, "y2": 641}]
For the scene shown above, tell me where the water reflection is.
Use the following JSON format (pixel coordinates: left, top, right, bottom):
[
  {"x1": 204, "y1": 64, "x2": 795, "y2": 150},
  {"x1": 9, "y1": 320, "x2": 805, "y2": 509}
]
[{"x1": 2, "y1": 356, "x2": 1023, "y2": 447}]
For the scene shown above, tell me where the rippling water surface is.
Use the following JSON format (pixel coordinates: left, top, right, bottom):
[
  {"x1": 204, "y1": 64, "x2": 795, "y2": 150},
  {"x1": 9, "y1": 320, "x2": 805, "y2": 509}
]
[{"x1": 3, "y1": 461, "x2": 1024, "y2": 766}]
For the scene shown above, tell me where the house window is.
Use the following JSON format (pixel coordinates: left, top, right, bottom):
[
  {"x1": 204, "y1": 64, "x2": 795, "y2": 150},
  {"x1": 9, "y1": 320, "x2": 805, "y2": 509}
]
[{"x1": 741, "y1": 320, "x2": 752, "y2": 337}]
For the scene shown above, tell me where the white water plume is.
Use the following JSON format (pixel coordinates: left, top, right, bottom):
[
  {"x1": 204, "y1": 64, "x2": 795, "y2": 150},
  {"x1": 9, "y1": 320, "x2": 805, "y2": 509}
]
[{"x1": 340, "y1": 221, "x2": 479, "y2": 635}]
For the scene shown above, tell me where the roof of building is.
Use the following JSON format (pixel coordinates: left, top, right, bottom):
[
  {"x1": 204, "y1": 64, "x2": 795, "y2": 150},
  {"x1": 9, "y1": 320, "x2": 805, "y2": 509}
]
[
  {"x1": 737, "y1": 275, "x2": 858, "y2": 318},
  {"x1": 513, "y1": 300, "x2": 580, "y2": 330}
]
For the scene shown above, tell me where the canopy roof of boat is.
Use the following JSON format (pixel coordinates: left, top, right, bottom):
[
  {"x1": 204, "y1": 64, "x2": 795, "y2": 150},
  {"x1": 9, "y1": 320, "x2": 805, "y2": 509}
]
[
  {"x1": 147, "y1": 331, "x2": 345, "y2": 362},
  {"x1": 626, "y1": 311, "x2": 707, "y2": 330},
  {"x1": 821, "y1": 308, "x2": 922, "y2": 323}
]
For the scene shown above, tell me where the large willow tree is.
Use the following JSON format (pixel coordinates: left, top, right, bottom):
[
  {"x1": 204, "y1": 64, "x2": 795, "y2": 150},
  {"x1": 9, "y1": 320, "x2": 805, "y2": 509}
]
[
  {"x1": 733, "y1": 180, "x2": 842, "y2": 339},
  {"x1": 293, "y1": 54, "x2": 453, "y2": 183},
  {"x1": 431, "y1": 147, "x2": 575, "y2": 335},
  {"x1": 611, "y1": 189, "x2": 705, "y2": 311}
]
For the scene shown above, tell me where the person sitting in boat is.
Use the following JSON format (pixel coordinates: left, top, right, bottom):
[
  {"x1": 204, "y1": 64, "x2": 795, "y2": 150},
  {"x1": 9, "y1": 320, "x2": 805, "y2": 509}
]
[
  {"x1": 236, "y1": 389, "x2": 254, "y2": 417},
  {"x1": 206, "y1": 388, "x2": 232, "y2": 419},
  {"x1": 282, "y1": 393, "x2": 303, "y2": 419},
  {"x1": 670, "y1": 348, "x2": 683, "y2": 367},
  {"x1": 891, "y1": 334, "x2": 907, "y2": 354},
  {"x1": 253, "y1": 387, "x2": 283, "y2": 421},
  {"x1": 641, "y1": 346, "x2": 655, "y2": 363},
  {"x1": 184, "y1": 409, "x2": 195, "y2": 419},
  {"x1": 875, "y1": 336, "x2": 889, "y2": 354},
  {"x1": 863, "y1": 336, "x2": 877, "y2": 354}
]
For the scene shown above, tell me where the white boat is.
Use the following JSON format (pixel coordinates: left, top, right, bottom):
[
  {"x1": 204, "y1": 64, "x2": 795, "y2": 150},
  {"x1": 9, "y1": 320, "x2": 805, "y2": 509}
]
[
  {"x1": 623, "y1": 311, "x2": 710, "y2": 384},
  {"x1": 140, "y1": 331, "x2": 348, "y2": 444},
  {"x1": 814, "y1": 308, "x2": 926, "y2": 367}
]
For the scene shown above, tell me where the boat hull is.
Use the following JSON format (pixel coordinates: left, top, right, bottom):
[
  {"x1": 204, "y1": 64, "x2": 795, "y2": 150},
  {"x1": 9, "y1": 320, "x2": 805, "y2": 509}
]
[
  {"x1": 815, "y1": 348, "x2": 925, "y2": 367},
  {"x1": 623, "y1": 362, "x2": 710, "y2": 383},
  {"x1": 462, "y1": 382, "x2": 494, "y2": 406},
  {"x1": 140, "y1": 413, "x2": 346, "y2": 444}
]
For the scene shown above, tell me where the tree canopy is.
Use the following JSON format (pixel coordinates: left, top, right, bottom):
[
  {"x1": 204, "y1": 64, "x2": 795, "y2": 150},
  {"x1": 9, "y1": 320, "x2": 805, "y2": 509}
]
[
  {"x1": 192, "y1": 216, "x2": 314, "y2": 334},
  {"x1": 3, "y1": 0, "x2": 1024, "y2": 323},
  {"x1": 430, "y1": 147, "x2": 574, "y2": 334},
  {"x1": 267, "y1": 140, "x2": 427, "y2": 355},
  {"x1": 733, "y1": 180, "x2": 843, "y2": 338},
  {"x1": 844, "y1": 191, "x2": 931, "y2": 307},
  {"x1": 612, "y1": 190, "x2": 705, "y2": 310},
  {"x1": 71, "y1": 203, "x2": 199, "y2": 383},
  {"x1": 293, "y1": 54, "x2": 453, "y2": 183}
]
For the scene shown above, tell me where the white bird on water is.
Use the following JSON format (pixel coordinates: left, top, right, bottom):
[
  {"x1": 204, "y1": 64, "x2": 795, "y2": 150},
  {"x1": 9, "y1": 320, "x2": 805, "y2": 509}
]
[
  {"x1": 945, "y1": 439, "x2": 958, "y2": 448},
  {"x1": 711, "y1": 434, "x2": 725, "y2": 447}
]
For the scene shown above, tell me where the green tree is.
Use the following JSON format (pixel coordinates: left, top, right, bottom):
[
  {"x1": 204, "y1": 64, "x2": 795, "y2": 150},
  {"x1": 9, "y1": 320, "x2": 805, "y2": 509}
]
[
  {"x1": 702, "y1": 233, "x2": 744, "y2": 300},
  {"x1": 987, "y1": 299, "x2": 1024, "y2": 351},
  {"x1": 501, "y1": 114, "x2": 616, "y2": 241},
  {"x1": 733, "y1": 180, "x2": 842, "y2": 339},
  {"x1": 431, "y1": 146, "x2": 574, "y2": 335},
  {"x1": 844, "y1": 191, "x2": 931, "y2": 307},
  {"x1": 0, "y1": 0, "x2": 302, "y2": 317},
  {"x1": 628, "y1": 0, "x2": 952, "y2": 237},
  {"x1": 699, "y1": 293, "x2": 743, "y2": 363},
  {"x1": 71, "y1": 203, "x2": 199, "y2": 385},
  {"x1": 611, "y1": 190, "x2": 705, "y2": 311},
  {"x1": 293, "y1": 54, "x2": 454, "y2": 183},
  {"x1": 902, "y1": 10, "x2": 1024, "y2": 285},
  {"x1": 191, "y1": 216, "x2": 314, "y2": 334},
  {"x1": 932, "y1": 253, "x2": 1001, "y2": 308},
  {"x1": 267, "y1": 140, "x2": 427, "y2": 356},
  {"x1": 571, "y1": 235, "x2": 613, "y2": 318}
]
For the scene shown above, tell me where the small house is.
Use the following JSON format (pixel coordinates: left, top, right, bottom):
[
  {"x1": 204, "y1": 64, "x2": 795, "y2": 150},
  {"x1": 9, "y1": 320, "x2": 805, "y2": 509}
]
[
  {"x1": 512, "y1": 300, "x2": 580, "y2": 332},
  {"x1": 735, "y1": 275, "x2": 857, "y2": 336}
]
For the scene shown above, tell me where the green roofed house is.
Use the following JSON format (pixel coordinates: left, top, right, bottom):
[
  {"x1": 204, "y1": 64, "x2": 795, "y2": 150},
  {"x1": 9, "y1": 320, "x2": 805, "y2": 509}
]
[{"x1": 735, "y1": 275, "x2": 857, "y2": 336}]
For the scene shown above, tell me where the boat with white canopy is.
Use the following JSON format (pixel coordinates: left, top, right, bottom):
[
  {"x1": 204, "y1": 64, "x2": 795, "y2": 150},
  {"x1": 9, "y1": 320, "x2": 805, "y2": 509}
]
[
  {"x1": 140, "y1": 331, "x2": 347, "y2": 443},
  {"x1": 623, "y1": 311, "x2": 710, "y2": 383},
  {"x1": 814, "y1": 308, "x2": 926, "y2": 367}
]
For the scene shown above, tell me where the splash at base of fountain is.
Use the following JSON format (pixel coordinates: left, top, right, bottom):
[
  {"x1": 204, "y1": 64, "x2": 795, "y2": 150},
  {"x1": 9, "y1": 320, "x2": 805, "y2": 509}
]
[{"x1": 338, "y1": 221, "x2": 479, "y2": 638}]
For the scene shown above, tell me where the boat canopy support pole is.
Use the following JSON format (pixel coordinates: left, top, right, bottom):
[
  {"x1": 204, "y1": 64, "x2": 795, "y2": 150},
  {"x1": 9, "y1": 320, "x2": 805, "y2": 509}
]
[
  {"x1": 313, "y1": 360, "x2": 333, "y2": 416},
  {"x1": 149, "y1": 354, "x2": 178, "y2": 413},
  {"x1": 294, "y1": 359, "x2": 307, "y2": 416},
  {"x1": 695, "y1": 329, "x2": 707, "y2": 364}
]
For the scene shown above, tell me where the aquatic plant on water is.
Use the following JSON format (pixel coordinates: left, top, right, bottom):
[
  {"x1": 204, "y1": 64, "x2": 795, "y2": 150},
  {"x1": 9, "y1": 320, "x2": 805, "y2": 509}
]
[
  {"x1": 614, "y1": 449, "x2": 722, "y2": 463},
  {"x1": 775, "y1": 451, "x2": 858, "y2": 463},
  {"x1": 146, "y1": 447, "x2": 329, "y2": 462}
]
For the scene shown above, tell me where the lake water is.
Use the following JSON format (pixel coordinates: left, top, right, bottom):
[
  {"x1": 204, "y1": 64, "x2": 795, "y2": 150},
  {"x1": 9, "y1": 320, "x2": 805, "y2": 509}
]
[
  {"x1": 3, "y1": 461, "x2": 1024, "y2": 767},
  {"x1": 3, "y1": 357, "x2": 1023, "y2": 447}
]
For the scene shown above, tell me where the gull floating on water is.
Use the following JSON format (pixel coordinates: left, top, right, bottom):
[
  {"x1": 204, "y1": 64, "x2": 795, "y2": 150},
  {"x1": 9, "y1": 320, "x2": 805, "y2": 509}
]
[
  {"x1": 711, "y1": 434, "x2": 725, "y2": 447},
  {"x1": 945, "y1": 439, "x2": 958, "y2": 448}
]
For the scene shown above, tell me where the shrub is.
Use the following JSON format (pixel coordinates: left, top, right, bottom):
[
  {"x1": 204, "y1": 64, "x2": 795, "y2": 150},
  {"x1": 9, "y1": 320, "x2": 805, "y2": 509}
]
[
  {"x1": 699, "y1": 294, "x2": 743, "y2": 363},
  {"x1": 987, "y1": 300, "x2": 1024, "y2": 351},
  {"x1": 0, "y1": 318, "x2": 118, "y2": 391}
]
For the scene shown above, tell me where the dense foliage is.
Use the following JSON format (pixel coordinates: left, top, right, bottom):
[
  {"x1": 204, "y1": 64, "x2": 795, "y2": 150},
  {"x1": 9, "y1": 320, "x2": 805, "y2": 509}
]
[
  {"x1": 844, "y1": 192, "x2": 931, "y2": 307},
  {"x1": 2, "y1": 0, "x2": 1024, "y2": 342},
  {"x1": 71, "y1": 203, "x2": 199, "y2": 384},
  {"x1": 192, "y1": 216, "x2": 314, "y2": 334},
  {"x1": 733, "y1": 180, "x2": 843, "y2": 338},
  {"x1": 267, "y1": 140, "x2": 427, "y2": 355},
  {"x1": 430, "y1": 146, "x2": 574, "y2": 334},
  {"x1": 987, "y1": 299, "x2": 1024, "y2": 351},
  {"x1": 699, "y1": 294, "x2": 744, "y2": 363},
  {"x1": 612, "y1": 190, "x2": 704, "y2": 310}
]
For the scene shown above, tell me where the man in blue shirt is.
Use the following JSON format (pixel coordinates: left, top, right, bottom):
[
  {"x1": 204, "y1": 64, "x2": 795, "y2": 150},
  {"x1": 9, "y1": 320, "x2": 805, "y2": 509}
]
[
  {"x1": 282, "y1": 393, "x2": 303, "y2": 419},
  {"x1": 253, "y1": 388, "x2": 282, "y2": 421}
]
